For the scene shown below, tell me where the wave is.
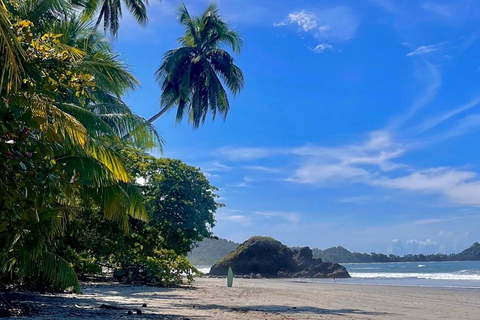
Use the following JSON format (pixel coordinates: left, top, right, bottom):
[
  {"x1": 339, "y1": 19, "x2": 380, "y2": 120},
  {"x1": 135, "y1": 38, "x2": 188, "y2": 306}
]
[
  {"x1": 350, "y1": 272, "x2": 480, "y2": 281},
  {"x1": 349, "y1": 267, "x2": 381, "y2": 270},
  {"x1": 418, "y1": 264, "x2": 425, "y2": 268}
]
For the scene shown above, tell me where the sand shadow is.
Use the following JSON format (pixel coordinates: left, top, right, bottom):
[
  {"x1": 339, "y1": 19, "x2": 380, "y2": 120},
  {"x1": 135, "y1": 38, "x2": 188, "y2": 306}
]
[
  {"x1": 2, "y1": 290, "x2": 198, "y2": 319},
  {"x1": 178, "y1": 303, "x2": 389, "y2": 317}
]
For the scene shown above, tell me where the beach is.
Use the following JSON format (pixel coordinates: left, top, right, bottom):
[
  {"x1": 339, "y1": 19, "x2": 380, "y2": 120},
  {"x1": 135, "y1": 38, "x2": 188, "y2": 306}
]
[{"x1": 9, "y1": 277, "x2": 480, "y2": 319}]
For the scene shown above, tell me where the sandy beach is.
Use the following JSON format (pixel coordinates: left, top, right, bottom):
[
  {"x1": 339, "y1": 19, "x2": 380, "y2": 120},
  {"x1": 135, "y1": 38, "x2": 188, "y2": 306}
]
[{"x1": 5, "y1": 277, "x2": 479, "y2": 319}]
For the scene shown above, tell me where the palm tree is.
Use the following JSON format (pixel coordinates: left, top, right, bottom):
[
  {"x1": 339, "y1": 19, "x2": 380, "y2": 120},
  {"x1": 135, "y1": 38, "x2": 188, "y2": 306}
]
[
  {"x1": 80, "y1": 0, "x2": 148, "y2": 36},
  {"x1": 151, "y1": 3, "x2": 244, "y2": 128}
]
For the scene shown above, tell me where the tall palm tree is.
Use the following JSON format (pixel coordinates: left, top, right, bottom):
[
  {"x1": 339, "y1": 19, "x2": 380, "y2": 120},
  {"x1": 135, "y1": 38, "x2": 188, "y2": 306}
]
[
  {"x1": 151, "y1": 3, "x2": 244, "y2": 128},
  {"x1": 80, "y1": 0, "x2": 148, "y2": 36}
]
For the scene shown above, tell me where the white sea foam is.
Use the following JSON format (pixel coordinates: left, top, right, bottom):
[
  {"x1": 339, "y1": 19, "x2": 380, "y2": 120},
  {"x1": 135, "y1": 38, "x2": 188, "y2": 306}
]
[
  {"x1": 350, "y1": 272, "x2": 480, "y2": 281},
  {"x1": 418, "y1": 264, "x2": 425, "y2": 268},
  {"x1": 197, "y1": 267, "x2": 211, "y2": 274}
]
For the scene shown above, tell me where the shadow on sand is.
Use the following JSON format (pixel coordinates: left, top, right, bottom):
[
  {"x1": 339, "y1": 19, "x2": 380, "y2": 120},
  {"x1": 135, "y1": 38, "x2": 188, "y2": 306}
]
[
  {"x1": 178, "y1": 303, "x2": 389, "y2": 317},
  {"x1": 2, "y1": 285, "x2": 198, "y2": 319}
]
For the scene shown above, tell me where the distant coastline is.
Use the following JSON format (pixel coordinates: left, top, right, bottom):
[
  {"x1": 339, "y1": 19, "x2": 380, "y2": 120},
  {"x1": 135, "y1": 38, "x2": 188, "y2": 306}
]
[{"x1": 189, "y1": 239, "x2": 480, "y2": 266}]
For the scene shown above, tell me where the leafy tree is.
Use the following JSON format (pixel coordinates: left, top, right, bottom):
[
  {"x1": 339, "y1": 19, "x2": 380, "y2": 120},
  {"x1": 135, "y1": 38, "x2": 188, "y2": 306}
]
[
  {"x1": 149, "y1": 3, "x2": 244, "y2": 127},
  {"x1": 61, "y1": 147, "x2": 220, "y2": 284},
  {"x1": 0, "y1": 0, "x2": 159, "y2": 291},
  {"x1": 122, "y1": 147, "x2": 219, "y2": 255}
]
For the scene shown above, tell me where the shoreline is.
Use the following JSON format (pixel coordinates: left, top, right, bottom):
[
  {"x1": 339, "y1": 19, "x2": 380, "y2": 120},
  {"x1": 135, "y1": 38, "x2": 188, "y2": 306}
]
[{"x1": 6, "y1": 277, "x2": 480, "y2": 319}]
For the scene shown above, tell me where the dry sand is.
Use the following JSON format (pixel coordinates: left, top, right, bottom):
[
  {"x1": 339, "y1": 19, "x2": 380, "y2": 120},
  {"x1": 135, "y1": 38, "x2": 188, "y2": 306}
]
[{"x1": 6, "y1": 277, "x2": 480, "y2": 319}]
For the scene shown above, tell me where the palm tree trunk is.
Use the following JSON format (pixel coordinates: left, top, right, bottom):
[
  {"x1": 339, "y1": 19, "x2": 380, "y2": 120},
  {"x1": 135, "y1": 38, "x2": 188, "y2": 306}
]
[
  {"x1": 121, "y1": 106, "x2": 169, "y2": 141},
  {"x1": 147, "y1": 105, "x2": 169, "y2": 123}
]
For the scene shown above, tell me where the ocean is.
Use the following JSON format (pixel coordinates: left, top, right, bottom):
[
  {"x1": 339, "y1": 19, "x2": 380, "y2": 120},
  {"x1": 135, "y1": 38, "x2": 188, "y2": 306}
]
[{"x1": 198, "y1": 261, "x2": 480, "y2": 289}]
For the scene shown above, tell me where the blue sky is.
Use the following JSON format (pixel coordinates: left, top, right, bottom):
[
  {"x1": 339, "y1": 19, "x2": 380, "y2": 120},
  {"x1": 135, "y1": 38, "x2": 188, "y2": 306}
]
[{"x1": 114, "y1": 0, "x2": 480, "y2": 255}]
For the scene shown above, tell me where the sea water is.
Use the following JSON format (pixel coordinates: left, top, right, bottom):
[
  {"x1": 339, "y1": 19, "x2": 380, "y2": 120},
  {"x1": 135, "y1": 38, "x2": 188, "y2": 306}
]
[
  {"x1": 198, "y1": 261, "x2": 480, "y2": 289},
  {"x1": 324, "y1": 261, "x2": 480, "y2": 289}
]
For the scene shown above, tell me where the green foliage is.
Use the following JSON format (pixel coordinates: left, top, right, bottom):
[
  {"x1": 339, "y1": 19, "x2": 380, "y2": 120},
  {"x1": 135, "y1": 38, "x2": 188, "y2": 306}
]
[
  {"x1": 188, "y1": 238, "x2": 239, "y2": 266},
  {"x1": 61, "y1": 149, "x2": 220, "y2": 285},
  {"x1": 0, "y1": 0, "x2": 159, "y2": 292},
  {"x1": 122, "y1": 147, "x2": 220, "y2": 255},
  {"x1": 151, "y1": 3, "x2": 245, "y2": 127},
  {"x1": 115, "y1": 249, "x2": 200, "y2": 286}
]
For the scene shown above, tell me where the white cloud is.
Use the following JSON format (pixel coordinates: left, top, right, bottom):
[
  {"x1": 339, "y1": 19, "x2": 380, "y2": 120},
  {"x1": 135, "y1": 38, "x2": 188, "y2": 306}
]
[
  {"x1": 293, "y1": 164, "x2": 369, "y2": 185},
  {"x1": 286, "y1": 10, "x2": 318, "y2": 31},
  {"x1": 375, "y1": 168, "x2": 480, "y2": 206},
  {"x1": 274, "y1": 6, "x2": 359, "y2": 53},
  {"x1": 313, "y1": 43, "x2": 333, "y2": 53},
  {"x1": 406, "y1": 44, "x2": 442, "y2": 56},
  {"x1": 389, "y1": 238, "x2": 440, "y2": 254},
  {"x1": 376, "y1": 167, "x2": 476, "y2": 192}
]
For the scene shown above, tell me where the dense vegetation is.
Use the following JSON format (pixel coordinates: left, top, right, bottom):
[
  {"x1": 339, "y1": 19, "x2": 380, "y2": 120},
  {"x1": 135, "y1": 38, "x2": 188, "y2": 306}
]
[
  {"x1": 189, "y1": 238, "x2": 480, "y2": 266},
  {"x1": 312, "y1": 242, "x2": 480, "y2": 263},
  {"x1": 188, "y1": 238, "x2": 239, "y2": 266},
  {"x1": 0, "y1": 0, "x2": 243, "y2": 292}
]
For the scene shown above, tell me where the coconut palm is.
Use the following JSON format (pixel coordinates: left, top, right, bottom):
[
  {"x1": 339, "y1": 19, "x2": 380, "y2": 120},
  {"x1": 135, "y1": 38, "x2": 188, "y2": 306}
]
[
  {"x1": 79, "y1": 0, "x2": 148, "y2": 36},
  {"x1": 151, "y1": 3, "x2": 244, "y2": 128}
]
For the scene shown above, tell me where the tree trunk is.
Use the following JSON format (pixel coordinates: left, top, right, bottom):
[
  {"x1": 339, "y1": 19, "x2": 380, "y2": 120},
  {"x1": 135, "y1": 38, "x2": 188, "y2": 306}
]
[
  {"x1": 147, "y1": 106, "x2": 169, "y2": 123},
  {"x1": 121, "y1": 106, "x2": 169, "y2": 141}
]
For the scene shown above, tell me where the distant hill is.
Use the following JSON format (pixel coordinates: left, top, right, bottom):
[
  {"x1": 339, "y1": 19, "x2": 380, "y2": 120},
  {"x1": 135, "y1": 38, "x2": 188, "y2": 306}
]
[
  {"x1": 188, "y1": 238, "x2": 239, "y2": 266},
  {"x1": 189, "y1": 239, "x2": 480, "y2": 265},
  {"x1": 312, "y1": 246, "x2": 355, "y2": 263},
  {"x1": 456, "y1": 242, "x2": 480, "y2": 261},
  {"x1": 313, "y1": 242, "x2": 480, "y2": 263}
]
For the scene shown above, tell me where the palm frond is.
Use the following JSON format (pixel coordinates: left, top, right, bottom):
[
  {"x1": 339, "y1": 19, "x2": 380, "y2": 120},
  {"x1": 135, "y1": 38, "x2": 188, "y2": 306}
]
[
  {"x1": 40, "y1": 251, "x2": 81, "y2": 293},
  {"x1": 58, "y1": 103, "x2": 117, "y2": 138},
  {"x1": 0, "y1": 1, "x2": 25, "y2": 92},
  {"x1": 85, "y1": 139, "x2": 130, "y2": 182},
  {"x1": 124, "y1": 0, "x2": 148, "y2": 26}
]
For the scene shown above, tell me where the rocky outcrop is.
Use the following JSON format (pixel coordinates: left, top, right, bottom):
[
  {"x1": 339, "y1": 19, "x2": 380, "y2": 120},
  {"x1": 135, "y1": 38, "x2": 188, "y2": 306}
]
[{"x1": 209, "y1": 236, "x2": 350, "y2": 279}]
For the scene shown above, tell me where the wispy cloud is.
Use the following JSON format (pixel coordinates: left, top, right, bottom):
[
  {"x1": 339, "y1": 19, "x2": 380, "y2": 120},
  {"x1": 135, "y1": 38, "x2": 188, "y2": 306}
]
[
  {"x1": 339, "y1": 195, "x2": 390, "y2": 205},
  {"x1": 255, "y1": 211, "x2": 301, "y2": 223},
  {"x1": 389, "y1": 62, "x2": 441, "y2": 129},
  {"x1": 242, "y1": 165, "x2": 282, "y2": 173},
  {"x1": 313, "y1": 43, "x2": 333, "y2": 53},
  {"x1": 407, "y1": 43, "x2": 443, "y2": 56},
  {"x1": 415, "y1": 96, "x2": 480, "y2": 133},
  {"x1": 413, "y1": 216, "x2": 461, "y2": 225},
  {"x1": 216, "y1": 147, "x2": 284, "y2": 160},
  {"x1": 216, "y1": 208, "x2": 252, "y2": 225}
]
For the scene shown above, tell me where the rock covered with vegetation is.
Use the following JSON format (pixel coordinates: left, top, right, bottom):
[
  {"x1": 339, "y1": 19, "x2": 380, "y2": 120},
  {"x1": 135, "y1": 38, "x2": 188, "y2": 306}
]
[{"x1": 209, "y1": 237, "x2": 350, "y2": 278}]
